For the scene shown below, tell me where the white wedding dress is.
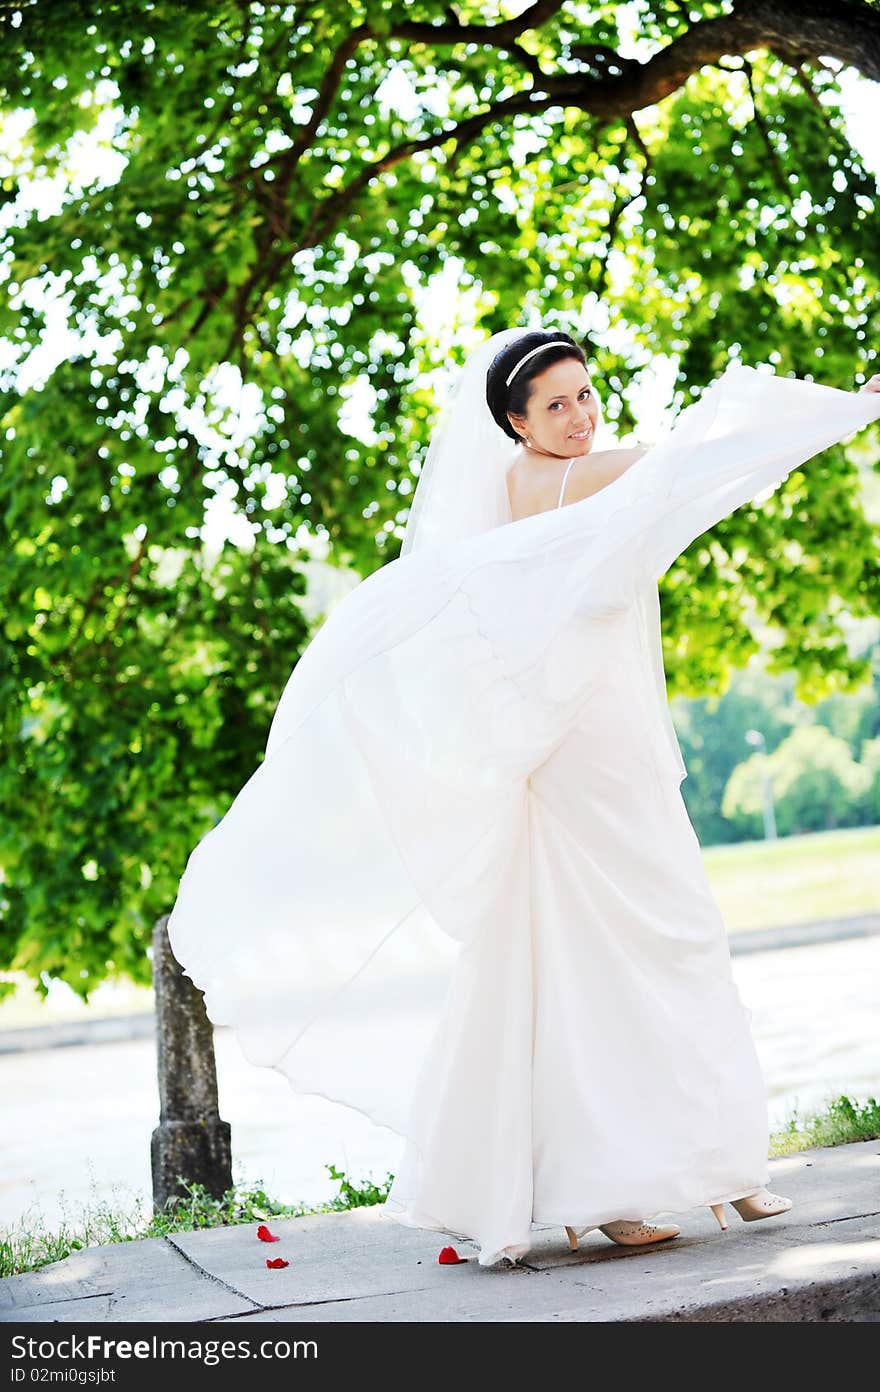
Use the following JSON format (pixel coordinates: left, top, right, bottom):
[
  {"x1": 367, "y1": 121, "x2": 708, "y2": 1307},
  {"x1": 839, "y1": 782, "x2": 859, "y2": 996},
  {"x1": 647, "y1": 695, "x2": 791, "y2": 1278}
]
[{"x1": 167, "y1": 361, "x2": 880, "y2": 1266}]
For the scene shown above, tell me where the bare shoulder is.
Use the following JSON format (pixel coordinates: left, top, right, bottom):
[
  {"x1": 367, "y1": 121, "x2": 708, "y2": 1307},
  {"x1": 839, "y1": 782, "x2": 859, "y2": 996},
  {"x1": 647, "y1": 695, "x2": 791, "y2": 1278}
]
[
  {"x1": 506, "y1": 445, "x2": 650, "y2": 521},
  {"x1": 564, "y1": 445, "x2": 648, "y2": 503}
]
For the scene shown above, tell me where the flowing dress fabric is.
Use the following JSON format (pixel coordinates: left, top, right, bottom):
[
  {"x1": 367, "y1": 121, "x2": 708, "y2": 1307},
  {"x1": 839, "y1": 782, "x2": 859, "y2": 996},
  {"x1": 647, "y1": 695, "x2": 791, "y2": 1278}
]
[{"x1": 166, "y1": 364, "x2": 880, "y2": 1266}]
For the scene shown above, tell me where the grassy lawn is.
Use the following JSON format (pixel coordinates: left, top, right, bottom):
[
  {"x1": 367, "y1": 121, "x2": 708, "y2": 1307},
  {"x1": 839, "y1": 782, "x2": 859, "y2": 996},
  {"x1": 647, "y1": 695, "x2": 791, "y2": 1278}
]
[{"x1": 702, "y1": 824, "x2": 880, "y2": 933}]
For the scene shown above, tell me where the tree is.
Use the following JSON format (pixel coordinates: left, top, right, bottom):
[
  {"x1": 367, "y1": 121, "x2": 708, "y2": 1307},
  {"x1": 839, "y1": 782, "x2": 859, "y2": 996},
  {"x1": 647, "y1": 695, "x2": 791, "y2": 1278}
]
[
  {"x1": 723, "y1": 724, "x2": 871, "y2": 834},
  {"x1": 674, "y1": 622, "x2": 880, "y2": 843},
  {"x1": 672, "y1": 661, "x2": 797, "y2": 844},
  {"x1": 1, "y1": 0, "x2": 879, "y2": 995},
  {"x1": 858, "y1": 736, "x2": 880, "y2": 823}
]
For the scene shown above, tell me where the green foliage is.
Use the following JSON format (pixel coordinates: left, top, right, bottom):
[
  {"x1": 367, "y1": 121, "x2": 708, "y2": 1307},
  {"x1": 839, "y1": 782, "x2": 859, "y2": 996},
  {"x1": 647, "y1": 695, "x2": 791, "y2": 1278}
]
[
  {"x1": 675, "y1": 663, "x2": 799, "y2": 845},
  {"x1": 1, "y1": 2, "x2": 879, "y2": 991},
  {"x1": 860, "y1": 737, "x2": 880, "y2": 822},
  {"x1": 676, "y1": 636, "x2": 880, "y2": 844},
  {"x1": 0, "y1": 1165, "x2": 395, "y2": 1277},
  {"x1": 723, "y1": 724, "x2": 871, "y2": 835},
  {"x1": 322, "y1": 1161, "x2": 394, "y2": 1209},
  {"x1": 769, "y1": 1093, "x2": 880, "y2": 1157},
  {"x1": 149, "y1": 1177, "x2": 307, "y2": 1233}
]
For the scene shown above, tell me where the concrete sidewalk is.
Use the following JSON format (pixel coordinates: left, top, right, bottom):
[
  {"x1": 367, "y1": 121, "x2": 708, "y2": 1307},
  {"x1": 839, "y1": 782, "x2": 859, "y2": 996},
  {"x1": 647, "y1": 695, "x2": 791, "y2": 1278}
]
[{"x1": 2, "y1": 1139, "x2": 878, "y2": 1323}]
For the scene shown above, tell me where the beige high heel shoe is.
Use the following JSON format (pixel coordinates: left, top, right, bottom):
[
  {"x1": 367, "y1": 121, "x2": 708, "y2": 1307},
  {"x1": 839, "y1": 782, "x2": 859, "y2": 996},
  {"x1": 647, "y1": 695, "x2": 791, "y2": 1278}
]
[
  {"x1": 565, "y1": 1219, "x2": 681, "y2": 1252},
  {"x1": 709, "y1": 1187, "x2": 793, "y2": 1230}
]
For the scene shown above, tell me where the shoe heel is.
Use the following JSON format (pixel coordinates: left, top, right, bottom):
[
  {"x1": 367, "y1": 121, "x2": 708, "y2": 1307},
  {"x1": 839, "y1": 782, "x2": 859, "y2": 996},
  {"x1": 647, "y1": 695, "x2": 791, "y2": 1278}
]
[
  {"x1": 729, "y1": 1189, "x2": 793, "y2": 1222},
  {"x1": 564, "y1": 1225, "x2": 579, "y2": 1252},
  {"x1": 709, "y1": 1202, "x2": 728, "y2": 1231}
]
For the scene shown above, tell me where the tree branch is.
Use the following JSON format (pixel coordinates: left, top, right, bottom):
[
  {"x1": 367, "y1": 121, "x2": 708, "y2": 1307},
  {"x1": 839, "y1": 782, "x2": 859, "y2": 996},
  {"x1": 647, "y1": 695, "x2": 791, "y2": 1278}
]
[
  {"x1": 512, "y1": 43, "x2": 554, "y2": 86},
  {"x1": 595, "y1": 189, "x2": 642, "y2": 297},
  {"x1": 273, "y1": 3, "x2": 566, "y2": 181},
  {"x1": 286, "y1": 26, "x2": 368, "y2": 168},
  {"x1": 625, "y1": 114, "x2": 651, "y2": 170},
  {"x1": 541, "y1": 0, "x2": 880, "y2": 114},
  {"x1": 742, "y1": 57, "x2": 790, "y2": 198},
  {"x1": 386, "y1": 0, "x2": 879, "y2": 114},
  {"x1": 391, "y1": 0, "x2": 568, "y2": 48},
  {"x1": 793, "y1": 59, "x2": 860, "y2": 162},
  {"x1": 250, "y1": 0, "x2": 879, "y2": 204},
  {"x1": 278, "y1": 0, "x2": 880, "y2": 176},
  {"x1": 296, "y1": 93, "x2": 553, "y2": 252},
  {"x1": 168, "y1": 0, "x2": 880, "y2": 357}
]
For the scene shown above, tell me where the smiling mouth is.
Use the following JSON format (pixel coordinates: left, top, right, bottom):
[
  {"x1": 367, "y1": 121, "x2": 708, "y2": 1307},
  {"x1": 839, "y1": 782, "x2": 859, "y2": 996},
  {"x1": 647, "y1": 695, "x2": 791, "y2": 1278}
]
[{"x1": 569, "y1": 426, "x2": 593, "y2": 440}]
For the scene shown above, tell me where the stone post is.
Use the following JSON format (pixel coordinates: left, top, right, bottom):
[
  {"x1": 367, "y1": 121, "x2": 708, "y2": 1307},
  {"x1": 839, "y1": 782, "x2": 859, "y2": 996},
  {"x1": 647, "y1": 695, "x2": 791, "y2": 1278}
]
[{"x1": 151, "y1": 913, "x2": 232, "y2": 1213}]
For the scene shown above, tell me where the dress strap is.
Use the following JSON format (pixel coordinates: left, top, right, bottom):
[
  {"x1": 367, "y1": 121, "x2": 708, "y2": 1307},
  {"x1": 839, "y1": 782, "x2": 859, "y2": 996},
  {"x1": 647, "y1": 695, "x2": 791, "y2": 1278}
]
[{"x1": 557, "y1": 456, "x2": 577, "y2": 508}]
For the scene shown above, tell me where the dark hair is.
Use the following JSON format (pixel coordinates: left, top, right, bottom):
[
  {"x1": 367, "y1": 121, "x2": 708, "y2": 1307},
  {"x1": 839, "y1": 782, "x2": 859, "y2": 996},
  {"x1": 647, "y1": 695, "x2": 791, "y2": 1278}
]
[{"x1": 486, "y1": 331, "x2": 587, "y2": 443}]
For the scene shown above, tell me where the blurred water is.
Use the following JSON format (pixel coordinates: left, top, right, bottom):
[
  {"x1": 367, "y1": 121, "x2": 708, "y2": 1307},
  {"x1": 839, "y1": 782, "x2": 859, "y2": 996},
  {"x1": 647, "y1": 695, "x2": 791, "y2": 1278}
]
[
  {"x1": 1, "y1": 935, "x2": 877, "y2": 1233},
  {"x1": 734, "y1": 935, "x2": 880, "y2": 1124}
]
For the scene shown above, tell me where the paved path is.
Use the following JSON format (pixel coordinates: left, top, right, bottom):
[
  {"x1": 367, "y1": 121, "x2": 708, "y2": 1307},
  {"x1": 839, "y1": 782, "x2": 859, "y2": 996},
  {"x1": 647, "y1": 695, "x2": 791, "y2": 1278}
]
[
  {"x1": 2, "y1": 1140, "x2": 878, "y2": 1323},
  {"x1": 2, "y1": 934, "x2": 878, "y2": 1235}
]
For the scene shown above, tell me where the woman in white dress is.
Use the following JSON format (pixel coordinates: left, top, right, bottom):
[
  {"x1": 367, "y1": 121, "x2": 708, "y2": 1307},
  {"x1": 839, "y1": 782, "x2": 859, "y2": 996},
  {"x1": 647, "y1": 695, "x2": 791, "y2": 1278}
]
[{"x1": 166, "y1": 327, "x2": 880, "y2": 1269}]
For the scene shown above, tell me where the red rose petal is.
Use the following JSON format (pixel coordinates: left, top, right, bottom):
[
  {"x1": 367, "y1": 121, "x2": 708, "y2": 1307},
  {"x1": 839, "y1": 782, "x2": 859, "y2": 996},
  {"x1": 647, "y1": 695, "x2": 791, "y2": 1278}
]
[
  {"x1": 266, "y1": 1257, "x2": 289, "y2": 1269},
  {"x1": 256, "y1": 1224, "x2": 281, "y2": 1243},
  {"x1": 438, "y1": 1245, "x2": 466, "y2": 1264}
]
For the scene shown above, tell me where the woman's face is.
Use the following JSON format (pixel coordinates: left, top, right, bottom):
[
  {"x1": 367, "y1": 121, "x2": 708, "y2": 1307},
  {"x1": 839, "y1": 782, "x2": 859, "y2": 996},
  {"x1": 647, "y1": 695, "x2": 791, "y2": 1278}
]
[{"x1": 507, "y1": 357, "x2": 598, "y2": 458}]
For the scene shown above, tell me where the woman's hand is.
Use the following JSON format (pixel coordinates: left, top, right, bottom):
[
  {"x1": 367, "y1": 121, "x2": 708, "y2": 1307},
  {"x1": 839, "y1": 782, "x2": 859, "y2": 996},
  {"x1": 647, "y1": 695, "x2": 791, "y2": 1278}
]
[{"x1": 860, "y1": 373, "x2": 880, "y2": 393}]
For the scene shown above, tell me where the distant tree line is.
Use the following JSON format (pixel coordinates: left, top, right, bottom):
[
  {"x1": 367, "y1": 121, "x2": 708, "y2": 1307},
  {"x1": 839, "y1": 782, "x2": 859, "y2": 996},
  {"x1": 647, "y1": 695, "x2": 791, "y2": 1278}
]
[{"x1": 678, "y1": 635, "x2": 880, "y2": 843}]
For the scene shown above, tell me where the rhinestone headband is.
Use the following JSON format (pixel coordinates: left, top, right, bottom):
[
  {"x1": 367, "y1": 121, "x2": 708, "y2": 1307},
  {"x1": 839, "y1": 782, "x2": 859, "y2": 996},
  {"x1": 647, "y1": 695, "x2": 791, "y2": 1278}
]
[{"x1": 505, "y1": 341, "x2": 561, "y2": 388}]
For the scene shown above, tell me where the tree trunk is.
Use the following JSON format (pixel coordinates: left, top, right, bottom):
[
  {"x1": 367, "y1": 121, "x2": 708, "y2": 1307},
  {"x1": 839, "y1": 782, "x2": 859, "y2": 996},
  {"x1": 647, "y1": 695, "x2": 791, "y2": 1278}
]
[{"x1": 150, "y1": 914, "x2": 232, "y2": 1213}]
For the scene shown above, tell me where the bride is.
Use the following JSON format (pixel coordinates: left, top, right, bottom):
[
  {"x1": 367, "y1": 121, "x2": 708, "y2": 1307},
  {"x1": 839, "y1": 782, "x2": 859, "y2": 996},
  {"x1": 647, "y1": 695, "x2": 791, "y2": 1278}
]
[{"x1": 167, "y1": 326, "x2": 880, "y2": 1268}]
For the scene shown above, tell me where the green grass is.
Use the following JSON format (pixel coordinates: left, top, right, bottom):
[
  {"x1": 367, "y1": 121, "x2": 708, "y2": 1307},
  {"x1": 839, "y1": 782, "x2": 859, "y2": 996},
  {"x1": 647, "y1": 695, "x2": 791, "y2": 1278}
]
[
  {"x1": 0, "y1": 1163, "x2": 393, "y2": 1279},
  {"x1": 3, "y1": 1093, "x2": 879, "y2": 1278},
  {"x1": 702, "y1": 825, "x2": 880, "y2": 932},
  {"x1": 768, "y1": 1092, "x2": 880, "y2": 1157}
]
